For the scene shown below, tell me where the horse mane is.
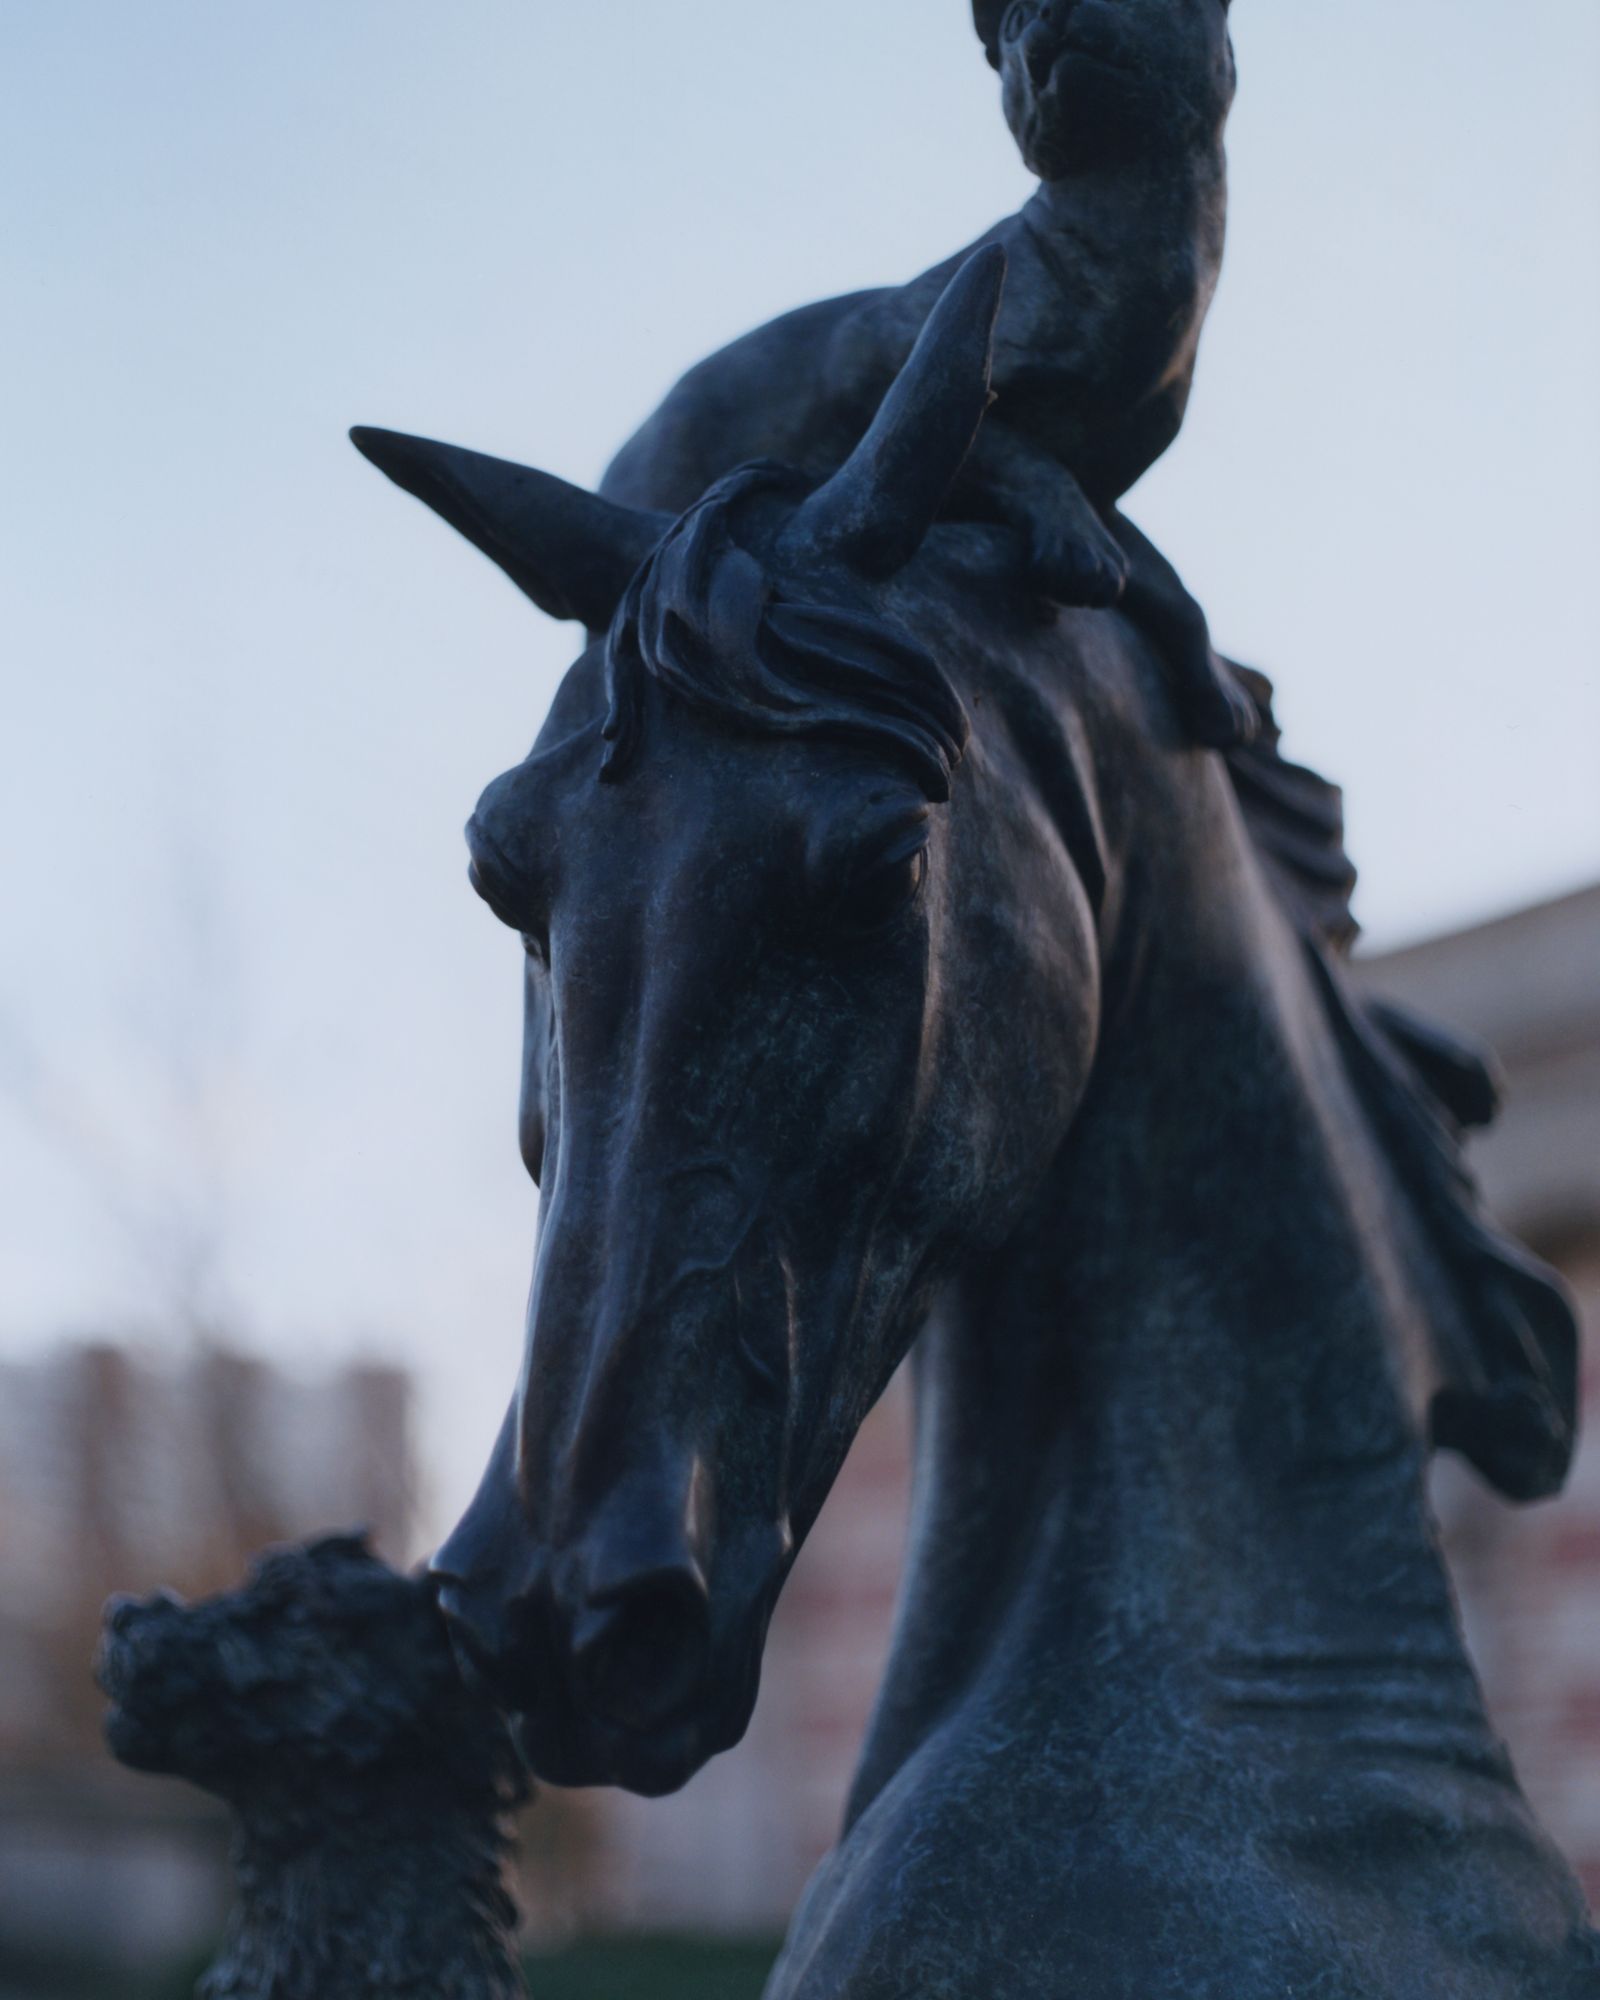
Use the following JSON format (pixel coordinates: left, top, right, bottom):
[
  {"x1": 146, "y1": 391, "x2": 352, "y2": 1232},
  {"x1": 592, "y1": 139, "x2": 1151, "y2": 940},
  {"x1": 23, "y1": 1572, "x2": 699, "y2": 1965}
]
[
  {"x1": 600, "y1": 464, "x2": 1577, "y2": 1505},
  {"x1": 1224, "y1": 665, "x2": 1579, "y2": 1503},
  {"x1": 600, "y1": 464, "x2": 968, "y2": 800}
]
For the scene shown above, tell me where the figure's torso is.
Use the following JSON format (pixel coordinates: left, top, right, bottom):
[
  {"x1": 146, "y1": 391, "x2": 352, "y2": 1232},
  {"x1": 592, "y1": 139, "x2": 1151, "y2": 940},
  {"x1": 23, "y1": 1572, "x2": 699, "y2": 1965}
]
[{"x1": 600, "y1": 160, "x2": 1226, "y2": 521}]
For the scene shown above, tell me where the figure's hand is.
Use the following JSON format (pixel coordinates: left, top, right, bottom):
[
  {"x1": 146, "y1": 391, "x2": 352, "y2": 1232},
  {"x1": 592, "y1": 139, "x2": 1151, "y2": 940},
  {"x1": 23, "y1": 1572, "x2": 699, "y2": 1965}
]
[
  {"x1": 955, "y1": 425, "x2": 1128, "y2": 606},
  {"x1": 1026, "y1": 508, "x2": 1129, "y2": 608}
]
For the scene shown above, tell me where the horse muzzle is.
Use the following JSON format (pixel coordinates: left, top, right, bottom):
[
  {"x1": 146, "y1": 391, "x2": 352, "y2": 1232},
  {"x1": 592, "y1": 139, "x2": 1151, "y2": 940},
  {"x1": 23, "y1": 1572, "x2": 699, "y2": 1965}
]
[{"x1": 430, "y1": 1448, "x2": 782, "y2": 1795}]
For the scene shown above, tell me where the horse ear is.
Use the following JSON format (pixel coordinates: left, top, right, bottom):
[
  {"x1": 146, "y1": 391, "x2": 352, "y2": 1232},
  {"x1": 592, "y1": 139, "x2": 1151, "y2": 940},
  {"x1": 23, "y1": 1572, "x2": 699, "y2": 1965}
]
[
  {"x1": 798, "y1": 245, "x2": 1006, "y2": 580},
  {"x1": 351, "y1": 427, "x2": 670, "y2": 631},
  {"x1": 973, "y1": 0, "x2": 1007, "y2": 67}
]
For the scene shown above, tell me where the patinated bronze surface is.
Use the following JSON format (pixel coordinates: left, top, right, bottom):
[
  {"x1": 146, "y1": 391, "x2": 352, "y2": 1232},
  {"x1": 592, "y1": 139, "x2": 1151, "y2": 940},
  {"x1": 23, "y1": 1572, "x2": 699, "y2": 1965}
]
[
  {"x1": 604, "y1": 0, "x2": 1233, "y2": 615},
  {"x1": 99, "y1": 1536, "x2": 526, "y2": 2000},
  {"x1": 344, "y1": 6, "x2": 1597, "y2": 1994}
]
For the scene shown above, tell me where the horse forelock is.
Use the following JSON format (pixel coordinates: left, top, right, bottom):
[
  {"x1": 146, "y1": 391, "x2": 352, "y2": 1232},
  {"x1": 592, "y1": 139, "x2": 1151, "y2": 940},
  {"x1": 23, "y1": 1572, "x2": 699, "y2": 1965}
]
[{"x1": 598, "y1": 463, "x2": 969, "y2": 801}]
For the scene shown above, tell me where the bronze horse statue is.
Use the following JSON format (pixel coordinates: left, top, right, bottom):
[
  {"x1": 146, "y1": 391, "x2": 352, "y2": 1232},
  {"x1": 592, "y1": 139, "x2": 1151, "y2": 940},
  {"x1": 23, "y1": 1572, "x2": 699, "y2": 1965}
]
[{"x1": 354, "y1": 255, "x2": 1596, "y2": 1994}]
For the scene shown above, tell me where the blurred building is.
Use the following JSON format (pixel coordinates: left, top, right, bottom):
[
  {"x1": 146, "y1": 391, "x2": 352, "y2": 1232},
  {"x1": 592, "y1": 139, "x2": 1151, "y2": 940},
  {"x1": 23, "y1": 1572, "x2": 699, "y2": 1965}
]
[
  {"x1": 0, "y1": 1346, "x2": 416, "y2": 1977},
  {"x1": 1360, "y1": 884, "x2": 1600, "y2": 1901}
]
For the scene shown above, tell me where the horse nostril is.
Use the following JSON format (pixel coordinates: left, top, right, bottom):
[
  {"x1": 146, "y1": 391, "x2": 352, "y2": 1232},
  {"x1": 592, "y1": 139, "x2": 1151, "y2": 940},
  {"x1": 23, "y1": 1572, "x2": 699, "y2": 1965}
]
[{"x1": 571, "y1": 1573, "x2": 710, "y2": 1733}]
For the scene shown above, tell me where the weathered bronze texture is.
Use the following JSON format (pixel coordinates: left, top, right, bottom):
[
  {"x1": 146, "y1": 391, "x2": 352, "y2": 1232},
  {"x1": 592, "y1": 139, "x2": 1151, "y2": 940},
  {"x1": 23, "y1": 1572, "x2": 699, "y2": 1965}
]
[
  {"x1": 605, "y1": 0, "x2": 1235, "y2": 611},
  {"x1": 99, "y1": 1536, "x2": 527, "y2": 2000},
  {"x1": 344, "y1": 7, "x2": 1598, "y2": 1993}
]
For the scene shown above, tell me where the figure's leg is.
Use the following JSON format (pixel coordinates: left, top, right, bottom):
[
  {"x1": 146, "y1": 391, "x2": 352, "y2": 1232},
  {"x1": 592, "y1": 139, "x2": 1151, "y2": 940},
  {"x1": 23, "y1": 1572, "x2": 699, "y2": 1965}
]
[
  {"x1": 1107, "y1": 508, "x2": 1261, "y2": 748},
  {"x1": 959, "y1": 424, "x2": 1129, "y2": 608},
  {"x1": 951, "y1": 427, "x2": 1258, "y2": 748}
]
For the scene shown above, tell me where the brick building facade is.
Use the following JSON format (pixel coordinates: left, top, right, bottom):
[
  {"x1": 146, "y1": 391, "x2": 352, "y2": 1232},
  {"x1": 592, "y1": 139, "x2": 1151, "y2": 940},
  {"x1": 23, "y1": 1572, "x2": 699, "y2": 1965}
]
[
  {"x1": 1365, "y1": 885, "x2": 1600, "y2": 1903},
  {"x1": 0, "y1": 1347, "x2": 417, "y2": 1971}
]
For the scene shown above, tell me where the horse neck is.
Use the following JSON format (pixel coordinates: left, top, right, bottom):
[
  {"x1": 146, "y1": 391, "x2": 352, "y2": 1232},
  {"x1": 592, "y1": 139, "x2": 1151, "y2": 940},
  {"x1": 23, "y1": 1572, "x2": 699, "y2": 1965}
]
[{"x1": 849, "y1": 835, "x2": 1489, "y2": 1822}]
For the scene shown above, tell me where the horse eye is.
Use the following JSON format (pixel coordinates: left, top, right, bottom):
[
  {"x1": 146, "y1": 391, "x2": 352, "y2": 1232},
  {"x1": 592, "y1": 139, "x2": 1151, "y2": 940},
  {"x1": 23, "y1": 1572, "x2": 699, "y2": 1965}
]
[{"x1": 836, "y1": 843, "x2": 928, "y2": 939}]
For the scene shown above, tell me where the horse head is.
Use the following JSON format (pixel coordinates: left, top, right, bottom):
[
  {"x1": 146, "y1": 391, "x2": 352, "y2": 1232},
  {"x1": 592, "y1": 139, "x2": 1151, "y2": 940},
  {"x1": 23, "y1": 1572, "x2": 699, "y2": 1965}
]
[{"x1": 354, "y1": 249, "x2": 1105, "y2": 1793}]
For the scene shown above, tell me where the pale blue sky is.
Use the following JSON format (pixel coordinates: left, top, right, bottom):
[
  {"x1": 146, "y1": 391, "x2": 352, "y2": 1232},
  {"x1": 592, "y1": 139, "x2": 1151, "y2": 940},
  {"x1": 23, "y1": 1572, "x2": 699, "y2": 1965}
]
[{"x1": 2, "y1": 2, "x2": 1597, "y2": 1520}]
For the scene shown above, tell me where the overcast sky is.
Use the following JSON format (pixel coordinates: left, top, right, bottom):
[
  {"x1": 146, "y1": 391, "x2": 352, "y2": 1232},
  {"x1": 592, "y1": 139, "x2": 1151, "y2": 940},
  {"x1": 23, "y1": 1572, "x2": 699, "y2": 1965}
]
[{"x1": 3, "y1": 1, "x2": 1597, "y2": 1528}]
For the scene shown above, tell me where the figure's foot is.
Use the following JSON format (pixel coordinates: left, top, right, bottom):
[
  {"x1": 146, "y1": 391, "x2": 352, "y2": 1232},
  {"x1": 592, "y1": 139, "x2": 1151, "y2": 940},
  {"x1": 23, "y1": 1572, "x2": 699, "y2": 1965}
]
[
  {"x1": 1026, "y1": 513, "x2": 1129, "y2": 608},
  {"x1": 1106, "y1": 508, "x2": 1262, "y2": 748},
  {"x1": 1128, "y1": 585, "x2": 1260, "y2": 747},
  {"x1": 1178, "y1": 640, "x2": 1263, "y2": 749}
]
